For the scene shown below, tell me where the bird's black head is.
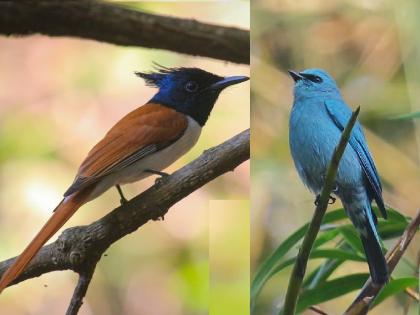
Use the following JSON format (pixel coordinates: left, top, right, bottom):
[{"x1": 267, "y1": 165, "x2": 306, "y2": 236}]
[{"x1": 136, "y1": 66, "x2": 248, "y2": 126}]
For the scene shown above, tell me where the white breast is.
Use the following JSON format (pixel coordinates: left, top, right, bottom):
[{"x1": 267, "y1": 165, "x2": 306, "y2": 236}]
[{"x1": 88, "y1": 116, "x2": 202, "y2": 200}]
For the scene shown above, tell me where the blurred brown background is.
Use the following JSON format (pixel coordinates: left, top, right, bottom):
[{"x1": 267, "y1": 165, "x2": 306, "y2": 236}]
[
  {"x1": 252, "y1": 0, "x2": 419, "y2": 314},
  {"x1": 0, "y1": 2, "x2": 249, "y2": 314}
]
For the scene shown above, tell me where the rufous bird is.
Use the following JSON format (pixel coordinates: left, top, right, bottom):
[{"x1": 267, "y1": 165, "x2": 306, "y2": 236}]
[{"x1": 0, "y1": 66, "x2": 249, "y2": 292}]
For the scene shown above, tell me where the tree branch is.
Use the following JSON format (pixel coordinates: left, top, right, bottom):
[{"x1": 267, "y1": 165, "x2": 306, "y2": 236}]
[
  {"x1": 343, "y1": 209, "x2": 420, "y2": 315},
  {"x1": 282, "y1": 107, "x2": 360, "y2": 315},
  {"x1": 0, "y1": 129, "x2": 249, "y2": 299},
  {"x1": 0, "y1": 0, "x2": 249, "y2": 64},
  {"x1": 66, "y1": 262, "x2": 97, "y2": 315}
]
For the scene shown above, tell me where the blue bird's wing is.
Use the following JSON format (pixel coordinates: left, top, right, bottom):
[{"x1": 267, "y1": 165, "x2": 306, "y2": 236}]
[{"x1": 324, "y1": 99, "x2": 387, "y2": 219}]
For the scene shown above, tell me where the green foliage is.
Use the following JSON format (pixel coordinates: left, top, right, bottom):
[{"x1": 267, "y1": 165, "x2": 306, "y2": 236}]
[
  {"x1": 390, "y1": 111, "x2": 420, "y2": 120},
  {"x1": 295, "y1": 273, "x2": 369, "y2": 314},
  {"x1": 251, "y1": 208, "x2": 347, "y2": 308},
  {"x1": 251, "y1": 208, "x2": 417, "y2": 314},
  {"x1": 372, "y1": 277, "x2": 418, "y2": 308}
]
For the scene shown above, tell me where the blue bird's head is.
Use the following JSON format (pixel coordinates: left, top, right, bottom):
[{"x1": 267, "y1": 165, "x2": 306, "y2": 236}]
[
  {"x1": 136, "y1": 66, "x2": 249, "y2": 126},
  {"x1": 288, "y1": 68, "x2": 341, "y2": 101}
]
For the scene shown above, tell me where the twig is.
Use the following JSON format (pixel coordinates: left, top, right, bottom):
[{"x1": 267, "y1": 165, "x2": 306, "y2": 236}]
[
  {"x1": 0, "y1": 130, "x2": 249, "y2": 298},
  {"x1": 309, "y1": 305, "x2": 329, "y2": 315},
  {"x1": 343, "y1": 209, "x2": 420, "y2": 315},
  {"x1": 404, "y1": 287, "x2": 419, "y2": 301},
  {"x1": 403, "y1": 249, "x2": 420, "y2": 313},
  {"x1": 66, "y1": 263, "x2": 97, "y2": 315},
  {"x1": 0, "y1": 0, "x2": 249, "y2": 64},
  {"x1": 281, "y1": 107, "x2": 360, "y2": 315}
]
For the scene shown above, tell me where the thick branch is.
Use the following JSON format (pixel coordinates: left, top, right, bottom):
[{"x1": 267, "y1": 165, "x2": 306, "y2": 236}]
[
  {"x1": 282, "y1": 107, "x2": 360, "y2": 315},
  {"x1": 343, "y1": 209, "x2": 420, "y2": 315},
  {"x1": 0, "y1": 1, "x2": 249, "y2": 64},
  {"x1": 0, "y1": 129, "x2": 250, "y2": 287}
]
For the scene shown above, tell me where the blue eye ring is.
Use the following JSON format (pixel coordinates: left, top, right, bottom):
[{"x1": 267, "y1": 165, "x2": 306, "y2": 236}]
[{"x1": 185, "y1": 81, "x2": 199, "y2": 92}]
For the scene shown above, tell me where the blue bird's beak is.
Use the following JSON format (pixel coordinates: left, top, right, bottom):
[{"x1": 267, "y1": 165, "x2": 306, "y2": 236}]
[
  {"x1": 288, "y1": 70, "x2": 304, "y2": 82},
  {"x1": 207, "y1": 75, "x2": 249, "y2": 91}
]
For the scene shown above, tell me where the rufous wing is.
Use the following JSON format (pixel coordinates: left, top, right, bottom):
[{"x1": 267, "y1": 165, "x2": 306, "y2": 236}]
[{"x1": 64, "y1": 103, "x2": 188, "y2": 196}]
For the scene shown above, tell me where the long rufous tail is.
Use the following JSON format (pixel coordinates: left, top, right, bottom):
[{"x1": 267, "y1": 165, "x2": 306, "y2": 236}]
[{"x1": 0, "y1": 188, "x2": 92, "y2": 293}]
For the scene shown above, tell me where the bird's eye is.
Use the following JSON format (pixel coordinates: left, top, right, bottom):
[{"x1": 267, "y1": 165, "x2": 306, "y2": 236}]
[
  {"x1": 312, "y1": 76, "x2": 323, "y2": 83},
  {"x1": 185, "y1": 81, "x2": 199, "y2": 92},
  {"x1": 301, "y1": 73, "x2": 323, "y2": 83}
]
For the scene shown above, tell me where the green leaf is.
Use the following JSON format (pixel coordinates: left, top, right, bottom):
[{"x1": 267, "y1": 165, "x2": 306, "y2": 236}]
[
  {"x1": 270, "y1": 249, "x2": 365, "y2": 276},
  {"x1": 313, "y1": 229, "x2": 340, "y2": 248},
  {"x1": 295, "y1": 273, "x2": 369, "y2": 313},
  {"x1": 339, "y1": 225, "x2": 364, "y2": 254},
  {"x1": 251, "y1": 224, "x2": 308, "y2": 304},
  {"x1": 310, "y1": 249, "x2": 365, "y2": 262},
  {"x1": 304, "y1": 259, "x2": 344, "y2": 288},
  {"x1": 378, "y1": 221, "x2": 408, "y2": 239},
  {"x1": 372, "y1": 277, "x2": 419, "y2": 308},
  {"x1": 390, "y1": 111, "x2": 420, "y2": 120},
  {"x1": 385, "y1": 208, "x2": 410, "y2": 223},
  {"x1": 251, "y1": 209, "x2": 347, "y2": 304},
  {"x1": 304, "y1": 243, "x2": 358, "y2": 287}
]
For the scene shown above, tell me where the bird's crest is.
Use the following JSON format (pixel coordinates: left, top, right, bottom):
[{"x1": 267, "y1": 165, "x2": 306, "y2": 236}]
[{"x1": 135, "y1": 63, "x2": 222, "y2": 88}]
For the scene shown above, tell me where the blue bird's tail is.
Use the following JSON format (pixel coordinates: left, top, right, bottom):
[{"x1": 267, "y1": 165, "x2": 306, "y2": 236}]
[{"x1": 359, "y1": 209, "x2": 388, "y2": 284}]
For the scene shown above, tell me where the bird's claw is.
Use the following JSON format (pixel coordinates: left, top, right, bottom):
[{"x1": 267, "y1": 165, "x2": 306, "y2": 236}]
[
  {"x1": 120, "y1": 197, "x2": 128, "y2": 206},
  {"x1": 314, "y1": 195, "x2": 336, "y2": 206},
  {"x1": 144, "y1": 169, "x2": 169, "y2": 186},
  {"x1": 328, "y1": 196, "x2": 336, "y2": 204},
  {"x1": 154, "y1": 173, "x2": 169, "y2": 186},
  {"x1": 116, "y1": 184, "x2": 128, "y2": 206},
  {"x1": 153, "y1": 214, "x2": 165, "y2": 221},
  {"x1": 314, "y1": 195, "x2": 320, "y2": 206}
]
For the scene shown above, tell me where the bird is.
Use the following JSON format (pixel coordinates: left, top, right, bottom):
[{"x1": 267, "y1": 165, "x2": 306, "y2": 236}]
[
  {"x1": 0, "y1": 66, "x2": 249, "y2": 292},
  {"x1": 288, "y1": 68, "x2": 388, "y2": 284}
]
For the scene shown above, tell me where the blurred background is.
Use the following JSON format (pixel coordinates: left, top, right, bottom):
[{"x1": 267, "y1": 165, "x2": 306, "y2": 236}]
[
  {"x1": 252, "y1": 0, "x2": 419, "y2": 314},
  {"x1": 0, "y1": 2, "x2": 249, "y2": 315}
]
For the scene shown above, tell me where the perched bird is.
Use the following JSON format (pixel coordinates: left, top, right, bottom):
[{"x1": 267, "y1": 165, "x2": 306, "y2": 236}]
[
  {"x1": 288, "y1": 68, "x2": 388, "y2": 284},
  {"x1": 0, "y1": 66, "x2": 248, "y2": 292}
]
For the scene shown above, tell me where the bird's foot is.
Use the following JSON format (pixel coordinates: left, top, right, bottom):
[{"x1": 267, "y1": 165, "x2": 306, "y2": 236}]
[
  {"x1": 314, "y1": 195, "x2": 320, "y2": 206},
  {"x1": 120, "y1": 196, "x2": 128, "y2": 205},
  {"x1": 145, "y1": 169, "x2": 169, "y2": 185},
  {"x1": 116, "y1": 185, "x2": 128, "y2": 206},
  {"x1": 153, "y1": 214, "x2": 165, "y2": 221},
  {"x1": 328, "y1": 196, "x2": 336, "y2": 204},
  {"x1": 314, "y1": 195, "x2": 336, "y2": 206}
]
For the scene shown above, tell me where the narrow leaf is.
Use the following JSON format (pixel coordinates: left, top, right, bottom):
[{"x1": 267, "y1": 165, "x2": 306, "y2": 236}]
[
  {"x1": 339, "y1": 226, "x2": 364, "y2": 254},
  {"x1": 372, "y1": 277, "x2": 419, "y2": 307},
  {"x1": 391, "y1": 111, "x2": 420, "y2": 120},
  {"x1": 251, "y1": 209, "x2": 347, "y2": 303},
  {"x1": 295, "y1": 273, "x2": 369, "y2": 313}
]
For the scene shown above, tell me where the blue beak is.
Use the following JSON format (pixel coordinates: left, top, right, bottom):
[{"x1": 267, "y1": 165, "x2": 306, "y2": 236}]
[{"x1": 207, "y1": 75, "x2": 249, "y2": 91}]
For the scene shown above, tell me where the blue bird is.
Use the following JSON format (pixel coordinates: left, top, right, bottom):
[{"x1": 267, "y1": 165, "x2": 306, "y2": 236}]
[{"x1": 288, "y1": 68, "x2": 388, "y2": 284}]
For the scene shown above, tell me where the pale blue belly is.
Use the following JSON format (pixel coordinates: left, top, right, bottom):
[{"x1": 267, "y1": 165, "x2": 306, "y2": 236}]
[{"x1": 289, "y1": 101, "x2": 363, "y2": 195}]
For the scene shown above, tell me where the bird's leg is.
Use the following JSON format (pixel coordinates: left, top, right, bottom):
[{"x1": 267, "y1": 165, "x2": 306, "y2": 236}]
[
  {"x1": 116, "y1": 184, "x2": 128, "y2": 205},
  {"x1": 144, "y1": 169, "x2": 169, "y2": 220},
  {"x1": 144, "y1": 169, "x2": 169, "y2": 185},
  {"x1": 329, "y1": 183, "x2": 338, "y2": 204}
]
